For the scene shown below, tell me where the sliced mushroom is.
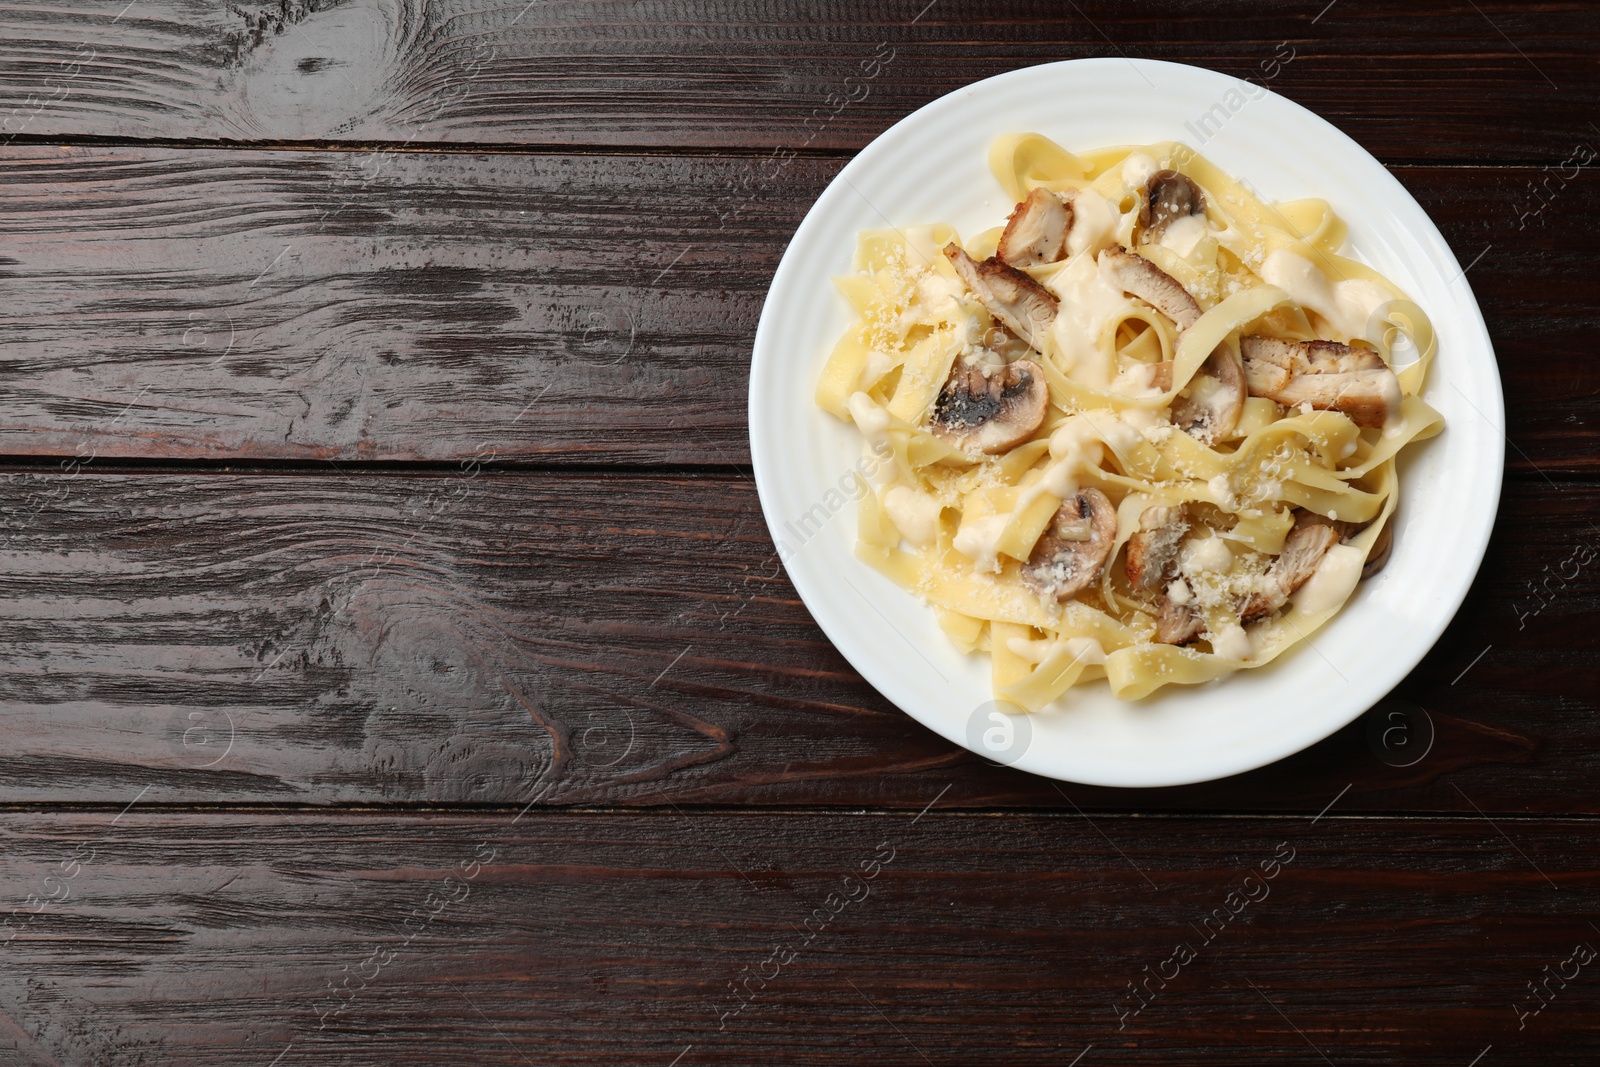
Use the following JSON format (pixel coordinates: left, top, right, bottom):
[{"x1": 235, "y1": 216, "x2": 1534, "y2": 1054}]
[
  {"x1": 1139, "y1": 170, "x2": 1206, "y2": 243},
  {"x1": 944, "y1": 244, "x2": 1059, "y2": 352},
  {"x1": 1171, "y1": 343, "x2": 1247, "y2": 445},
  {"x1": 1125, "y1": 505, "x2": 1191, "y2": 592},
  {"x1": 1022, "y1": 488, "x2": 1118, "y2": 601},
  {"x1": 1098, "y1": 245, "x2": 1202, "y2": 329},
  {"x1": 997, "y1": 188, "x2": 1071, "y2": 267},
  {"x1": 1239, "y1": 513, "x2": 1342, "y2": 622},
  {"x1": 1362, "y1": 520, "x2": 1393, "y2": 579},
  {"x1": 1156, "y1": 588, "x2": 1205, "y2": 645},
  {"x1": 930, "y1": 359, "x2": 1049, "y2": 455},
  {"x1": 1241, "y1": 334, "x2": 1400, "y2": 428}
]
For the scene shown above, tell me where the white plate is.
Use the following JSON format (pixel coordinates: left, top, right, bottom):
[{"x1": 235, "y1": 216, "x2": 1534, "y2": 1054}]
[{"x1": 748, "y1": 58, "x2": 1502, "y2": 788}]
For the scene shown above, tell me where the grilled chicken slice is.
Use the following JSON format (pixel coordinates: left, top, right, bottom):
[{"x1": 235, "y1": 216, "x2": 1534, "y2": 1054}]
[
  {"x1": 930, "y1": 359, "x2": 1049, "y2": 455},
  {"x1": 1294, "y1": 511, "x2": 1396, "y2": 581},
  {"x1": 1172, "y1": 342, "x2": 1247, "y2": 444},
  {"x1": 997, "y1": 188, "x2": 1071, "y2": 267},
  {"x1": 944, "y1": 244, "x2": 1060, "y2": 352},
  {"x1": 1139, "y1": 170, "x2": 1207, "y2": 243},
  {"x1": 1098, "y1": 245, "x2": 1202, "y2": 329},
  {"x1": 1125, "y1": 505, "x2": 1206, "y2": 645},
  {"x1": 1156, "y1": 588, "x2": 1205, "y2": 645},
  {"x1": 1241, "y1": 335, "x2": 1400, "y2": 428},
  {"x1": 1022, "y1": 489, "x2": 1118, "y2": 601},
  {"x1": 1239, "y1": 513, "x2": 1342, "y2": 622},
  {"x1": 1125, "y1": 505, "x2": 1190, "y2": 592}
]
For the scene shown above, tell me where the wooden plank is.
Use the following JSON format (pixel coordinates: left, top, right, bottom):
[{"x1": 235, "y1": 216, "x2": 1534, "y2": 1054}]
[
  {"x1": 0, "y1": 145, "x2": 817, "y2": 467},
  {"x1": 0, "y1": 146, "x2": 1594, "y2": 471},
  {"x1": 0, "y1": 810, "x2": 1595, "y2": 1064},
  {"x1": 0, "y1": 469, "x2": 1591, "y2": 813},
  {"x1": 0, "y1": 0, "x2": 1593, "y2": 161}
]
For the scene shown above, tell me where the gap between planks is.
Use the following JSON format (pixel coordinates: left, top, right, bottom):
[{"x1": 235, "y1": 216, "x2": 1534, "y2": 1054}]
[{"x1": 0, "y1": 136, "x2": 1581, "y2": 171}]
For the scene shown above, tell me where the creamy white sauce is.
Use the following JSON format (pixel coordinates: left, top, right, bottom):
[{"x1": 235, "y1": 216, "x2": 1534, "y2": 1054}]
[
  {"x1": 861, "y1": 347, "x2": 896, "y2": 389},
  {"x1": 998, "y1": 416, "x2": 1112, "y2": 522},
  {"x1": 1180, "y1": 535, "x2": 1233, "y2": 576},
  {"x1": 1096, "y1": 413, "x2": 1145, "y2": 455},
  {"x1": 1119, "y1": 404, "x2": 1174, "y2": 443},
  {"x1": 1207, "y1": 473, "x2": 1235, "y2": 507},
  {"x1": 915, "y1": 271, "x2": 963, "y2": 318},
  {"x1": 1166, "y1": 579, "x2": 1193, "y2": 606},
  {"x1": 1046, "y1": 253, "x2": 1129, "y2": 388},
  {"x1": 1065, "y1": 188, "x2": 1120, "y2": 259},
  {"x1": 1059, "y1": 636, "x2": 1107, "y2": 666},
  {"x1": 895, "y1": 270, "x2": 966, "y2": 335},
  {"x1": 847, "y1": 391, "x2": 890, "y2": 445},
  {"x1": 1007, "y1": 635, "x2": 1107, "y2": 667},
  {"x1": 1210, "y1": 623, "x2": 1253, "y2": 661},
  {"x1": 1048, "y1": 417, "x2": 1107, "y2": 470},
  {"x1": 1120, "y1": 152, "x2": 1159, "y2": 192},
  {"x1": 1260, "y1": 249, "x2": 1340, "y2": 329},
  {"x1": 1259, "y1": 249, "x2": 1392, "y2": 345},
  {"x1": 1039, "y1": 463, "x2": 1077, "y2": 500},
  {"x1": 884, "y1": 486, "x2": 942, "y2": 547},
  {"x1": 1336, "y1": 279, "x2": 1391, "y2": 343},
  {"x1": 1109, "y1": 360, "x2": 1165, "y2": 399},
  {"x1": 953, "y1": 511, "x2": 1010, "y2": 574},
  {"x1": 1379, "y1": 373, "x2": 1407, "y2": 439},
  {"x1": 1290, "y1": 542, "x2": 1365, "y2": 614},
  {"x1": 1159, "y1": 213, "x2": 1208, "y2": 257}
]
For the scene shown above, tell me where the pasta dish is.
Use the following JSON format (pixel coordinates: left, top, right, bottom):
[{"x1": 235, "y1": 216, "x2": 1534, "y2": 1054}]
[{"x1": 814, "y1": 134, "x2": 1443, "y2": 712}]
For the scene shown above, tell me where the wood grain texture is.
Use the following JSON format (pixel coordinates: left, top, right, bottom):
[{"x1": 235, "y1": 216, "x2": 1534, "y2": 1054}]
[
  {"x1": 0, "y1": 811, "x2": 1595, "y2": 1064},
  {"x1": 0, "y1": 5, "x2": 1593, "y2": 1060},
  {"x1": 0, "y1": 469, "x2": 1590, "y2": 813},
  {"x1": 0, "y1": 146, "x2": 1594, "y2": 470},
  {"x1": 0, "y1": 0, "x2": 1594, "y2": 161}
]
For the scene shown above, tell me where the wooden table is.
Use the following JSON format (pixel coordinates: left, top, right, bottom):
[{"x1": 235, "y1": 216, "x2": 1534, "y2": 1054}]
[{"x1": 0, "y1": 2, "x2": 1595, "y2": 1062}]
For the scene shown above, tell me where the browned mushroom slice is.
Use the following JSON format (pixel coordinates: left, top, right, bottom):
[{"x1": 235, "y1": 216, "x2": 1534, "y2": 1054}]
[
  {"x1": 1171, "y1": 343, "x2": 1246, "y2": 444},
  {"x1": 1241, "y1": 335, "x2": 1400, "y2": 428},
  {"x1": 1125, "y1": 505, "x2": 1191, "y2": 592},
  {"x1": 1098, "y1": 245, "x2": 1201, "y2": 329},
  {"x1": 1156, "y1": 590, "x2": 1204, "y2": 645},
  {"x1": 1239, "y1": 515, "x2": 1341, "y2": 622},
  {"x1": 1139, "y1": 170, "x2": 1206, "y2": 243},
  {"x1": 1022, "y1": 488, "x2": 1118, "y2": 601},
  {"x1": 997, "y1": 188, "x2": 1071, "y2": 267},
  {"x1": 930, "y1": 359, "x2": 1049, "y2": 455},
  {"x1": 1361, "y1": 520, "x2": 1393, "y2": 579},
  {"x1": 944, "y1": 244, "x2": 1059, "y2": 351}
]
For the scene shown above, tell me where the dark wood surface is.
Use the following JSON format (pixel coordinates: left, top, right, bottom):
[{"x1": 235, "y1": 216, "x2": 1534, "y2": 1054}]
[
  {"x1": 0, "y1": 471, "x2": 1587, "y2": 813},
  {"x1": 0, "y1": 812, "x2": 1597, "y2": 1065},
  {"x1": 1, "y1": 0, "x2": 1598, "y2": 1062},
  {"x1": 0, "y1": 148, "x2": 1594, "y2": 471},
  {"x1": 0, "y1": 1, "x2": 1595, "y2": 161}
]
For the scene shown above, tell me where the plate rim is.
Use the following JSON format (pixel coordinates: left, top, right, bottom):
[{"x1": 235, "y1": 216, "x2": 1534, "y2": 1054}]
[{"x1": 748, "y1": 56, "x2": 1505, "y2": 788}]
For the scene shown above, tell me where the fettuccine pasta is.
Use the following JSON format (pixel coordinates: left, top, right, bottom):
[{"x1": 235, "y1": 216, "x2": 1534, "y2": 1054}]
[{"x1": 816, "y1": 135, "x2": 1443, "y2": 712}]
